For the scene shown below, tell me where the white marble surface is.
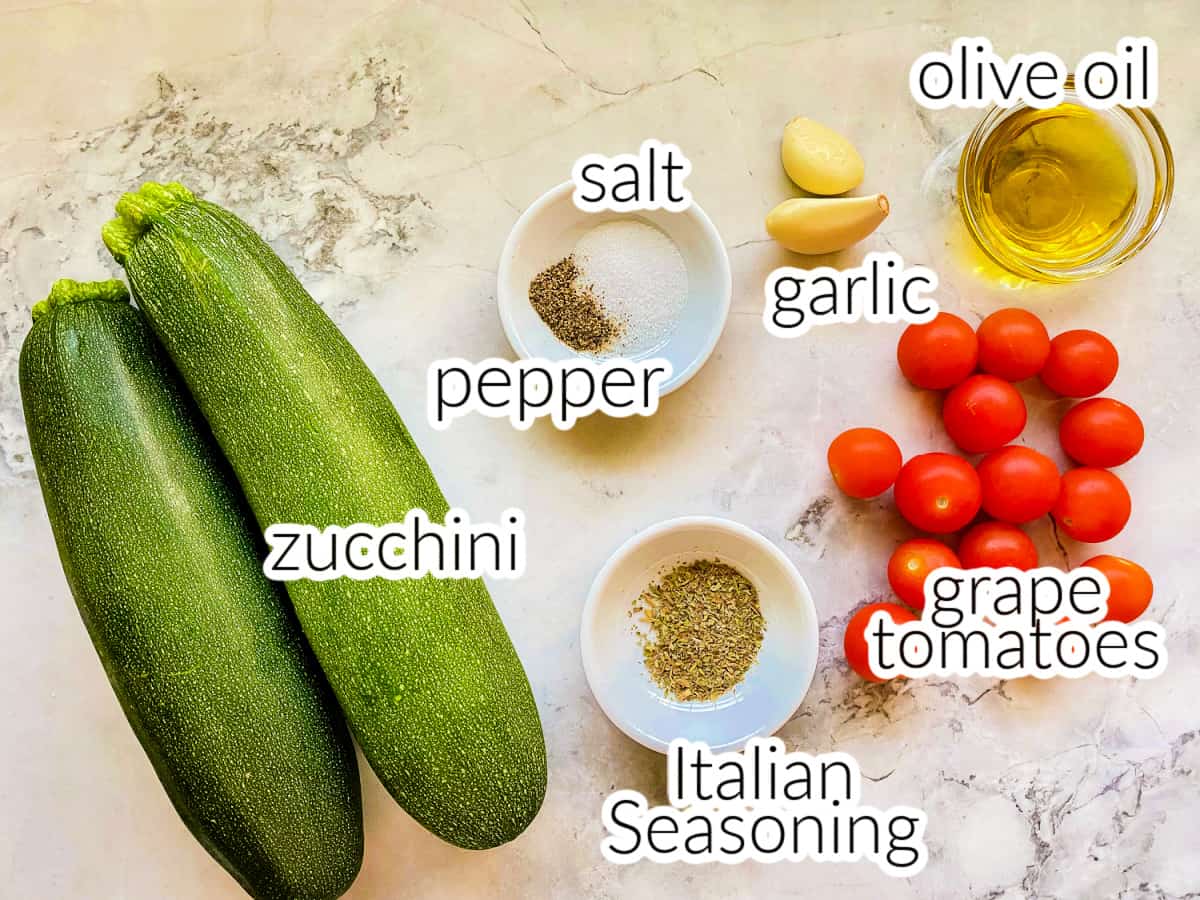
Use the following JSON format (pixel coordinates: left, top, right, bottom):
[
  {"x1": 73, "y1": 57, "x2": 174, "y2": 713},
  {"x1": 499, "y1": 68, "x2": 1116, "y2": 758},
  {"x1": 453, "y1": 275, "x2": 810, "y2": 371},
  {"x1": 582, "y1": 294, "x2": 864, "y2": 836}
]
[{"x1": 2, "y1": 2, "x2": 1198, "y2": 897}]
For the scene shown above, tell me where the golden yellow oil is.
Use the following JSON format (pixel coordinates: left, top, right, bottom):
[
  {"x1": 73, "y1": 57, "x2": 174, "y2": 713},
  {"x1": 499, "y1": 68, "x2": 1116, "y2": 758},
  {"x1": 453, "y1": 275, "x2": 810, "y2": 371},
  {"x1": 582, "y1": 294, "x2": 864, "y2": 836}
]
[{"x1": 965, "y1": 103, "x2": 1136, "y2": 269}]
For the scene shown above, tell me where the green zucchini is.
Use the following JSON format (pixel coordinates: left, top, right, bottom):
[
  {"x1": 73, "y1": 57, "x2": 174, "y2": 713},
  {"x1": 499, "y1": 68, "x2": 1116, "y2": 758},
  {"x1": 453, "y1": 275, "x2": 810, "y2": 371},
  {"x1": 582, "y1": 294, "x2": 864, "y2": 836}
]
[
  {"x1": 103, "y1": 183, "x2": 546, "y2": 849},
  {"x1": 19, "y1": 280, "x2": 363, "y2": 899}
]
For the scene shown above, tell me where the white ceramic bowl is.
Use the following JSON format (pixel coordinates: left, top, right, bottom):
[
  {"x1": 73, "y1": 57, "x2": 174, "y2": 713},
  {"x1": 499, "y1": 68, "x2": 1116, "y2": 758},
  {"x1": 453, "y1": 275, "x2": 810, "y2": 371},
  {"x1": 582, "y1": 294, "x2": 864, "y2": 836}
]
[
  {"x1": 497, "y1": 181, "x2": 732, "y2": 396},
  {"x1": 581, "y1": 516, "x2": 818, "y2": 754}
]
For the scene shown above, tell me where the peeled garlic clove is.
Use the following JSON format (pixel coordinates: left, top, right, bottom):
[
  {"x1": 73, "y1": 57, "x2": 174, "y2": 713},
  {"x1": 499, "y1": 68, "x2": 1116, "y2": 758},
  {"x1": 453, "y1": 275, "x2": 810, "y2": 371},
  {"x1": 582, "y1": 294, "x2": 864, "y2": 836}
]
[
  {"x1": 765, "y1": 194, "x2": 889, "y2": 255},
  {"x1": 781, "y1": 117, "x2": 865, "y2": 195}
]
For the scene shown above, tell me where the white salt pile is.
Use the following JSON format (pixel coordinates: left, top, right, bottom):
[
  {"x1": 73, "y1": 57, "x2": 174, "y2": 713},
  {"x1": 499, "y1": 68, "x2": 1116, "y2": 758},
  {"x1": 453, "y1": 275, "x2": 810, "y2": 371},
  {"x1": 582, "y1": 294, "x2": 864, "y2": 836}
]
[{"x1": 574, "y1": 219, "x2": 687, "y2": 357}]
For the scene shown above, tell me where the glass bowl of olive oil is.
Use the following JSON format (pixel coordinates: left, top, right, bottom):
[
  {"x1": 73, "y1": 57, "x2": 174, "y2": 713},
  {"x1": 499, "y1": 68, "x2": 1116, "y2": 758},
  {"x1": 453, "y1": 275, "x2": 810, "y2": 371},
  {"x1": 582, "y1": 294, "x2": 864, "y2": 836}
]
[{"x1": 958, "y1": 77, "x2": 1173, "y2": 282}]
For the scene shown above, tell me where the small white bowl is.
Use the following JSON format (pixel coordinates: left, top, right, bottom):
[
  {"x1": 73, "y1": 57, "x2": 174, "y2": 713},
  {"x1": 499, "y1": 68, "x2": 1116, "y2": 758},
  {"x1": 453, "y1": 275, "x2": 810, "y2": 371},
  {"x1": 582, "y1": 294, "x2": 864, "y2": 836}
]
[
  {"x1": 581, "y1": 516, "x2": 818, "y2": 754},
  {"x1": 497, "y1": 181, "x2": 732, "y2": 396}
]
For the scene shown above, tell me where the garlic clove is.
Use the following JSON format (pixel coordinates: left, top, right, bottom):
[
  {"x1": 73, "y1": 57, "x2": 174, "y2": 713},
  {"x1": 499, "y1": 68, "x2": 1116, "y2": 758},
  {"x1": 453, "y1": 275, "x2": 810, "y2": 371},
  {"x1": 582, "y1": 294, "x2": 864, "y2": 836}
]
[
  {"x1": 781, "y1": 117, "x2": 865, "y2": 195},
  {"x1": 765, "y1": 194, "x2": 890, "y2": 255}
]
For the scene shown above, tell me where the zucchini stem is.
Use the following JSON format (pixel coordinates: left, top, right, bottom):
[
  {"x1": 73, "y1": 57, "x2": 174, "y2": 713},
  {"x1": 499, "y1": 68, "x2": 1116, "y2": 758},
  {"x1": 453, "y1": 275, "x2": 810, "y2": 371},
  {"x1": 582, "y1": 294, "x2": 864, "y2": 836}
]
[
  {"x1": 102, "y1": 181, "x2": 195, "y2": 263},
  {"x1": 32, "y1": 278, "x2": 130, "y2": 321}
]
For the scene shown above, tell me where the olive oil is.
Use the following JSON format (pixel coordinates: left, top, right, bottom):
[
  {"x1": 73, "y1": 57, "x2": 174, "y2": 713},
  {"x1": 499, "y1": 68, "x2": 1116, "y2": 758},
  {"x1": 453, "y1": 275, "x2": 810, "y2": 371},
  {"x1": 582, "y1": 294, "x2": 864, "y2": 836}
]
[{"x1": 965, "y1": 103, "x2": 1136, "y2": 270}]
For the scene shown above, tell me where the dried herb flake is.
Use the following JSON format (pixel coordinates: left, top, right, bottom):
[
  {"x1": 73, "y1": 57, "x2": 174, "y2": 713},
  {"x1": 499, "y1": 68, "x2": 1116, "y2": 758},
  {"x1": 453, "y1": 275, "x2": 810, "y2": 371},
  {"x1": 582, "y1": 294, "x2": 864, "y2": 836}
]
[{"x1": 633, "y1": 559, "x2": 765, "y2": 702}]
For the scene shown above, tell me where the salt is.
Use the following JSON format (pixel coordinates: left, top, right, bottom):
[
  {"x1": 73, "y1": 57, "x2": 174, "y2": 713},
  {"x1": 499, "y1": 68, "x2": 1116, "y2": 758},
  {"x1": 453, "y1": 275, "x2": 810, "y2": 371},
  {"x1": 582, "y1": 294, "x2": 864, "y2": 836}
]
[{"x1": 573, "y1": 219, "x2": 687, "y2": 357}]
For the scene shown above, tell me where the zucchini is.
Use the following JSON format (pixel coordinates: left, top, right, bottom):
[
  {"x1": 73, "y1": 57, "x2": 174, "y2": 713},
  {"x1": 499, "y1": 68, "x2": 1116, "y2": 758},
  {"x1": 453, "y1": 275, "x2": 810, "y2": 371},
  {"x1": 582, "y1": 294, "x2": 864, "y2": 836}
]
[
  {"x1": 19, "y1": 280, "x2": 363, "y2": 899},
  {"x1": 103, "y1": 183, "x2": 546, "y2": 849}
]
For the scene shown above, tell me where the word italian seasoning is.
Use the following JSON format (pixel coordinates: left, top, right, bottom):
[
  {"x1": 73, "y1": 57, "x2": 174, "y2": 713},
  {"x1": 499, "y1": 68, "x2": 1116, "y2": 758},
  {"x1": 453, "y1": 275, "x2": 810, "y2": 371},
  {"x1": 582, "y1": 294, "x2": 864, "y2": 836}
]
[{"x1": 633, "y1": 560, "x2": 764, "y2": 701}]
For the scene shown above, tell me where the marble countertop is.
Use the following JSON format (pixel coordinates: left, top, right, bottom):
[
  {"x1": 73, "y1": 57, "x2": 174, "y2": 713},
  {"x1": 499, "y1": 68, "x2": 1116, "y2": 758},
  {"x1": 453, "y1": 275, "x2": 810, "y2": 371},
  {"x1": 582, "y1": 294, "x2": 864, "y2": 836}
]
[{"x1": 2, "y1": 2, "x2": 1197, "y2": 897}]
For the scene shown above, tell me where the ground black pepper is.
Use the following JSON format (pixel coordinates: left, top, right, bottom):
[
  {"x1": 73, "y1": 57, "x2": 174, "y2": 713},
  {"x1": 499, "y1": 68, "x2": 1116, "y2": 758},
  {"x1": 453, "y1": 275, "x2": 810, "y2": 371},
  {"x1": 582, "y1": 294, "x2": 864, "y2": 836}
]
[{"x1": 528, "y1": 255, "x2": 623, "y2": 353}]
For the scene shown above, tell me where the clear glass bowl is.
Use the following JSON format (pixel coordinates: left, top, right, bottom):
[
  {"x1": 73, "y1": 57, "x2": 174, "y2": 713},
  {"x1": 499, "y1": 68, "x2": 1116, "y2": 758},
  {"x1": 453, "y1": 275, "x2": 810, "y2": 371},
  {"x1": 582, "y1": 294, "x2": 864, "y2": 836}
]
[{"x1": 957, "y1": 82, "x2": 1173, "y2": 283}]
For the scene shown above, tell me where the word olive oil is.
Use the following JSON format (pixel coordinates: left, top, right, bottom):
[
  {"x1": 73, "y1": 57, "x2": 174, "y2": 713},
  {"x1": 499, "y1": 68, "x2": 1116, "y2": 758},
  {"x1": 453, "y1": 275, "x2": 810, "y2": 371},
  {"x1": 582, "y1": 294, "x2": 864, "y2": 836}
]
[{"x1": 961, "y1": 103, "x2": 1139, "y2": 278}]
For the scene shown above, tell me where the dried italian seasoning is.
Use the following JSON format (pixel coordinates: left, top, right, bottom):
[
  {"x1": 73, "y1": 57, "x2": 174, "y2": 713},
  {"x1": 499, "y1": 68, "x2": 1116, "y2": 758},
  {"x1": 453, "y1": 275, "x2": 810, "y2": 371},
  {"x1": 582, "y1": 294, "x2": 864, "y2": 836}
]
[
  {"x1": 632, "y1": 559, "x2": 765, "y2": 702},
  {"x1": 528, "y1": 255, "x2": 623, "y2": 353}
]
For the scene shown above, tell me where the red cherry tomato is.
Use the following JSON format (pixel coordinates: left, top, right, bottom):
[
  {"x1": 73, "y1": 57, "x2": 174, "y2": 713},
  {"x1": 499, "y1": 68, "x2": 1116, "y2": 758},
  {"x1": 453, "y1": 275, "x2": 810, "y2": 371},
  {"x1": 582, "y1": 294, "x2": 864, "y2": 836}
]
[
  {"x1": 1081, "y1": 555, "x2": 1153, "y2": 623},
  {"x1": 976, "y1": 446, "x2": 1061, "y2": 524},
  {"x1": 1052, "y1": 468, "x2": 1131, "y2": 542},
  {"x1": 1059, "y1": 398, "x2": 1144, "y2": 468},
  {"x1": 1040, "y1": 330, "x2": 1119, "y2": 397},
  {"x1": 958, "y1": 521, "x2": 1038, "y2": 570},
  {"x1": 887, "y1": 539, "x2": 961, "y2": 610},
  {"x1": 897, "y1": 312, "x2": 979, "y2": 390},
  {"x1": 894, "y1": 452, "x2": 982, "y2": 533},
  {"x1": 827, "y1": 428, "x2": 903, "y2": 499},
  {"x1": 942, "y1": 374, "x2": 1028, "y2": 454},
  {"x1": 844, "y1": 602, "x2": 918, "y2": 682},
  {"x1": 976, "y1": 308, "x2": 1051, "y2": 381}
]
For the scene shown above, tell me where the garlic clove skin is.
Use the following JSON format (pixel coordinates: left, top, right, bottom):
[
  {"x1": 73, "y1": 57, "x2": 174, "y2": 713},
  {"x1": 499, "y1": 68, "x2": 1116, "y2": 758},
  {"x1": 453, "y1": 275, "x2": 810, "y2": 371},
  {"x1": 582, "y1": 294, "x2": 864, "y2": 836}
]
[
  {"x1": 765, "y1": 194, "x2": 890, "y2": 255},
  {"x1": 781, "y1": 117, "x2": 865, "y2": 195}
]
